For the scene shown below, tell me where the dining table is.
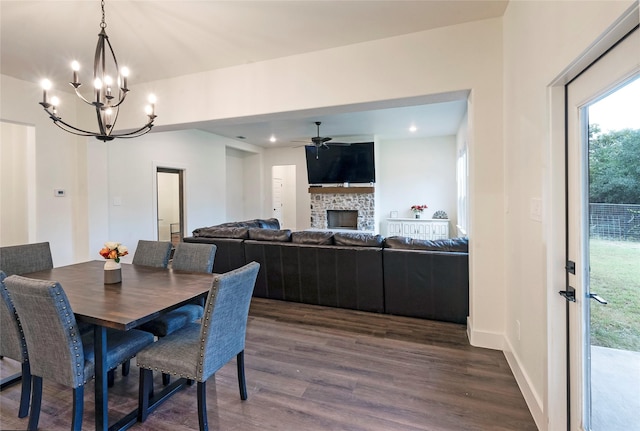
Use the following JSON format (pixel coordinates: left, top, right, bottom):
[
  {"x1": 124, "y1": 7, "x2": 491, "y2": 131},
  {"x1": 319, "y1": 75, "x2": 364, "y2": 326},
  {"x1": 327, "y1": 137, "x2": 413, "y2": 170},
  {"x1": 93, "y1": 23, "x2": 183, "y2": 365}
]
[{"x1": 23, "y1": 260, "x2": 214, "y2": 431}]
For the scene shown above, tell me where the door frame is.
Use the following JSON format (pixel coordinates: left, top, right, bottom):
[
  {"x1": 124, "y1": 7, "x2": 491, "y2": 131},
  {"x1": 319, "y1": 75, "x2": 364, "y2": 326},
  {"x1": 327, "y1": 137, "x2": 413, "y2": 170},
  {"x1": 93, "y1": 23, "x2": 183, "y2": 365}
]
[
  {"x1": 152, "y1": 162, "x2": 187, "y2": 242},
  {"x1": 548, "y1": 6, "x2": 639, "y2": 430}
]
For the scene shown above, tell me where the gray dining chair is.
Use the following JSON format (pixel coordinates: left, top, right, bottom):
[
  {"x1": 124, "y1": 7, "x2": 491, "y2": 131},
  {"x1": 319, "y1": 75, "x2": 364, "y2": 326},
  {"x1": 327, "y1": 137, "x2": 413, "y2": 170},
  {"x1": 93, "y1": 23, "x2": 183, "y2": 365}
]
[
  {"x1": 132, "y1": 240, "x2": 173, "y2": 268},
  {"x1": 5, "y1": 275, "x2": 155, "y2": 431},
  {"x1": 137, "y1": 262, "x2": 260, "y2": 431},
  {"x1": 0, "y1": 242, "x2": 54, "y2": 414},
  {"x1": 0, "y1": 242, "x2": 53, "y2": 276},
  {"x1": 0, "y1": 271, "x2": 31, "y2": 418},
  {"x1": 119, "y1": 239, "x2": 172, "y2": 377},
  {"x1": 138, "y1": 242, "x2": 216, "y2": 385}
]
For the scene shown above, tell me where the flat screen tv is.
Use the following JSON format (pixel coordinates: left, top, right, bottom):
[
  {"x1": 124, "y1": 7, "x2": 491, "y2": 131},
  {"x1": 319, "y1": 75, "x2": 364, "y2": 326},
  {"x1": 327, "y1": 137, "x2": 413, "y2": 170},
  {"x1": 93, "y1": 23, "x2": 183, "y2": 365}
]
[{"x1": 305, "y1": 142, "x2": 375, "y2": 184}]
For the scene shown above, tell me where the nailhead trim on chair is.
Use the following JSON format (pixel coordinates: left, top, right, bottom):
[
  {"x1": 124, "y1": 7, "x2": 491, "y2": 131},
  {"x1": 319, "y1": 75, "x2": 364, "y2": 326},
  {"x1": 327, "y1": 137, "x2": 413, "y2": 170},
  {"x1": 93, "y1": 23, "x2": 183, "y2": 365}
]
[{"x1": 56, "y1": 285, "x2": 86, "y2": 385}]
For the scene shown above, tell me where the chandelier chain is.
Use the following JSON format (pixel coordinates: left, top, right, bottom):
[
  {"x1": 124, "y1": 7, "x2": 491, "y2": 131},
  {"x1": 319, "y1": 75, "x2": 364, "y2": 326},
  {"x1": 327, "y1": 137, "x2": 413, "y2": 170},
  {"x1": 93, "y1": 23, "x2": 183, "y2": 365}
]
[{"x1": 100, "y1": 0, "x2": 106, "y2": 29}]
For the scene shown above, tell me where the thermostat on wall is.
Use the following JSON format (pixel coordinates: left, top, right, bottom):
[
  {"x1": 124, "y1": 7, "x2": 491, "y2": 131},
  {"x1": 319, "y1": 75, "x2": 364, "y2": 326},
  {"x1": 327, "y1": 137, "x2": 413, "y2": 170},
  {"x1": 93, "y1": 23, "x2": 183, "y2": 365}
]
[{"x1": 54, "y1": 189, "x2": 65, "y2": 197}]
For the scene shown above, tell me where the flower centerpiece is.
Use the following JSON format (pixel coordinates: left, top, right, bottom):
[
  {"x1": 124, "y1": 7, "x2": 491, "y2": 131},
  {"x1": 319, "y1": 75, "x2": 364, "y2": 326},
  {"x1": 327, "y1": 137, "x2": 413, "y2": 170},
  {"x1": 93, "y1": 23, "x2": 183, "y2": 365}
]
[
  {"x1": 410, "y1": 204, "x2": 428, "y2": 219},
  {"x1": 99, "y1": 242, "x2": 128, "y2": 284}
]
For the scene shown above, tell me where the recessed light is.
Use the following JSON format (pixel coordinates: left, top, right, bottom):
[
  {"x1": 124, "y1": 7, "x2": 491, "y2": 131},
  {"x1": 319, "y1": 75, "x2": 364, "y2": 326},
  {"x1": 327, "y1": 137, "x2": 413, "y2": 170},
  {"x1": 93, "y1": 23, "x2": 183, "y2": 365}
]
[
  {"x1": 409, "y1": 125, "x2": 417, "y2": 133},
  {"x1": 269, "y1": 135, "x2": 276, "y2": 143}
]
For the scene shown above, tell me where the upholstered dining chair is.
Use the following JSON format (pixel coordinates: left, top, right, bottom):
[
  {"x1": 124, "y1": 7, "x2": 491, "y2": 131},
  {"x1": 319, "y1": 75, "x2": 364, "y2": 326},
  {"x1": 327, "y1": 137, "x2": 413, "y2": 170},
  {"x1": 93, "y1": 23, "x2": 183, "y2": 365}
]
[
  {"x1": 5, "y1": 275, "x2": 155, "y2": 431},
  {"x1": 137, "y1": 261, "x2": 260, "y2": 431},
  {"x1": 140, "y1": 242, "x2": 216, "y2": 336},
  {"x1": 0, "y1": 242, "x2": 54, "y2": 276},
  {"x1": 139, "y1": 242, "x2": 216, "y2": 385},
  {"x1": 118, "y1": 239, "x2": 172, "y2": 377},
  {"x1": 0, "y1": 271, "x2": 31, "y2": 418},
  {"x1": 132, "y1": 240, "x2": 173, "y2": 268}
]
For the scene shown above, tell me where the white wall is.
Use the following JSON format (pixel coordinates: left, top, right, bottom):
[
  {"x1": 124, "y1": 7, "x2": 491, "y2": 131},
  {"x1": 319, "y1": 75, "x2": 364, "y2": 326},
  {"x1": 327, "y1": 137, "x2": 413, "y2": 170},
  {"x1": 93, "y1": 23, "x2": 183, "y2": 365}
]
[
  {"x1": 377, "y1": 136, "x2": 458, "y2": 235},
  {"x1": 0, "y1": 121, "x2": 35, "y2": 246},
  {"x1": 501, "y1": 1, "x2": 636, "y2": 429},
  {"x1": 226, "y1": 147, "x2": 246, "y2": 222},
  {"x1": 86, "y1": 129, "x2": 233, "y2": 263}
]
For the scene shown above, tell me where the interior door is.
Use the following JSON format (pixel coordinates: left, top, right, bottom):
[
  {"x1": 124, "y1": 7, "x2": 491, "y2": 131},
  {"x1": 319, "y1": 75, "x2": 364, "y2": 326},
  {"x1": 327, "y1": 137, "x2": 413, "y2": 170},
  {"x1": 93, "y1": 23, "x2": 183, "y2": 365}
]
[{"x1": 565, "y1": 28, "x2": 639, "y2": 431}]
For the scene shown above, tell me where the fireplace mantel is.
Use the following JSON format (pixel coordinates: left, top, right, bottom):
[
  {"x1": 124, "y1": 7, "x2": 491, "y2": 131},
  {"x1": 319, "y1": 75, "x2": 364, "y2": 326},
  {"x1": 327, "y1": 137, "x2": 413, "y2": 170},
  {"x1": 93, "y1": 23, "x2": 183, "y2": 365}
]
[{"x1": 308, "y1": 186, "x2": 374, "y2": 194}]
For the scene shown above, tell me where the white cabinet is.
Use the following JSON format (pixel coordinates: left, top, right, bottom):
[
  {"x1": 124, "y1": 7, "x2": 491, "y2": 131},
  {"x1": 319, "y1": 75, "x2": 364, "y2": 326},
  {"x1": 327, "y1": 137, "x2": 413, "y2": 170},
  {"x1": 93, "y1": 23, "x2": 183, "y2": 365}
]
[{"x1": 386, "y1": 218, "x2": 449, "y2": 240}]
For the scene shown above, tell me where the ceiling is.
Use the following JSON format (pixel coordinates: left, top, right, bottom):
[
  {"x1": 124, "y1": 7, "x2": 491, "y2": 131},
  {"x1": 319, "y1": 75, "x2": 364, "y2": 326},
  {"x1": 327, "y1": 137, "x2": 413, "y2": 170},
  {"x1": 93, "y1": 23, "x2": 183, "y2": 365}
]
[{"x1": 1, "y1": 1, "x2": 508, "y2": 147}]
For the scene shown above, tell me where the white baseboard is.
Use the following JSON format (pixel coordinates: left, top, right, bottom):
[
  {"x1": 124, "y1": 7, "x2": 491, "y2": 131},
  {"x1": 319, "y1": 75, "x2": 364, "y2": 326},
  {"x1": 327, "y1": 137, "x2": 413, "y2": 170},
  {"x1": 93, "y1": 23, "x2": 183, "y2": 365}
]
[
  {"x1": 467, "y1": 317, "x2": 545, "y2": 431},
  {"x1": 503, "y1": 338, "x2": 545, "y2": 431},
  {"x1": 466, "y1": 316, "x2": 504, "y2": 350}
]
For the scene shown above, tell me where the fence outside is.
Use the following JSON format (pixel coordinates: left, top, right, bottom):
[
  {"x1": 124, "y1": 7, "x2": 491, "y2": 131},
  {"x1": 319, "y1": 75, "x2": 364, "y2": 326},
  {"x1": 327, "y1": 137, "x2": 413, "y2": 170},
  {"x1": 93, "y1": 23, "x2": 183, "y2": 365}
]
[{"x1": 590, "y1": 203, "x2": 640, "y2": 241}]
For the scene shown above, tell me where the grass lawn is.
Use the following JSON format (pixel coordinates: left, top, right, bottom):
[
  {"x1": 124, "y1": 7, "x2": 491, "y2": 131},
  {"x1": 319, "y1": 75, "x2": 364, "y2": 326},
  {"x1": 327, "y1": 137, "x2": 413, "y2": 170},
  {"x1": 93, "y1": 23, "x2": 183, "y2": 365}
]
[{"x1": 589, "y1": 239, "x2": 640, "y2": 351}]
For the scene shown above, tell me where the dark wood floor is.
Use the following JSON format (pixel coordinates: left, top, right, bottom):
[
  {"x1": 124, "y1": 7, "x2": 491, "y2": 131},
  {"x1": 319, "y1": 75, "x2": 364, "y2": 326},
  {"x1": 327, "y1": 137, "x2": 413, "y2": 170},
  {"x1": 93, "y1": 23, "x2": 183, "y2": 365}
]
[{"x1": 1, "y1": 298, "x2": 537, "y2": 430}]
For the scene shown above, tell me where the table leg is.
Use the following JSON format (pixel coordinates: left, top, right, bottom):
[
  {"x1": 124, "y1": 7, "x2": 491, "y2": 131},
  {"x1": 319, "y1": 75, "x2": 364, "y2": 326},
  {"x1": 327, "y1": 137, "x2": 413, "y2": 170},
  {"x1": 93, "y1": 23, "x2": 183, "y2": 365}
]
[{"x1": 95, "y1": 325, "x2": 108, "y2": 431}]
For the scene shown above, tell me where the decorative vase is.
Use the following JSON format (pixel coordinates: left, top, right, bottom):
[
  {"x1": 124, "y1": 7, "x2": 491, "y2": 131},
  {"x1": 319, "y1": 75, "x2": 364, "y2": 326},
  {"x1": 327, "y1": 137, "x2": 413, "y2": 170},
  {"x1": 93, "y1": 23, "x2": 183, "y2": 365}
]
[{"x1": 104, "y1": 259, "x2": 122, "y2": 284}]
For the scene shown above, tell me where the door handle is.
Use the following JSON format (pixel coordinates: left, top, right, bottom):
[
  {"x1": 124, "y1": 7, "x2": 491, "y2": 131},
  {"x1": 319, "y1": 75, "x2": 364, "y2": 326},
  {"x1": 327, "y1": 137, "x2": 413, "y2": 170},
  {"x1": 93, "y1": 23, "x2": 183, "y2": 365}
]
[
  {"x1": 588, "y1": 293, "x2": 608, "y2": 304},
  {"x1": 559, "y1": 286, "x2": 576, "y2": 302}
]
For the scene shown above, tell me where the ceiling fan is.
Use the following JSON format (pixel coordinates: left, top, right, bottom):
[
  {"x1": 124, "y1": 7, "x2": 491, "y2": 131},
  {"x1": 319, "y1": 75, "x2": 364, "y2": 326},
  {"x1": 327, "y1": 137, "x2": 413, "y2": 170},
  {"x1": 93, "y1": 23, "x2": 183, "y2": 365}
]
[{"x1": 296, "y1": 121, "x2": 350, "y2": 159}]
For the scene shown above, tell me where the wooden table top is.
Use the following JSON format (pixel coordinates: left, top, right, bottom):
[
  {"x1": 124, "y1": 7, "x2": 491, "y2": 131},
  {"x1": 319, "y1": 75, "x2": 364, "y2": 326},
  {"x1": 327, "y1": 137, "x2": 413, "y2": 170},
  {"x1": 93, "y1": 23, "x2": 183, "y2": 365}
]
[{"x1": 23, "y1": 260, "x2": 214, "y2": 330}]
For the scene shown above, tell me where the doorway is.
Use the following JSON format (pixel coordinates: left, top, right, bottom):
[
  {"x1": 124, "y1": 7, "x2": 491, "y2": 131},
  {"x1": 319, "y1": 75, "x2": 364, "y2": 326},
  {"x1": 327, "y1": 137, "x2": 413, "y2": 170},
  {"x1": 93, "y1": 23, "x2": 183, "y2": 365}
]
[
  {"x1": 566, "y1": 28, "x2": 639, "y2": 431},
  {"x1": 272, "y1": 165, "x2": 296, "y2": 230},
  {"x1": 156, "y1": 168, "x2": 184, "y2": 246}
]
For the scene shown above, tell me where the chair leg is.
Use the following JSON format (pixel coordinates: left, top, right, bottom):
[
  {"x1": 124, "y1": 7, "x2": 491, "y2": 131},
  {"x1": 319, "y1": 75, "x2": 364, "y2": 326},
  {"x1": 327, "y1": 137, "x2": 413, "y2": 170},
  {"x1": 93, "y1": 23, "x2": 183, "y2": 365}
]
[
  {"x1": 28, "y1": 376, "x2": 43, "y2": 431},
  {"x1": 236, "y1": 350, "x2": 247, "y2": 400},
  {"x1": 18, "y1": 362, "x2": 31, "y2": 418},
  {"x1": 71, "y1": 386, "x2": 84, "y2": 431},
  {"x1": 122, "y1": 359, "x2": 130, "y2": 376},
  {"x1": 197, "y1": 381, "x2": 208, "y2": 431},
  {"x1": 162, "y1": 373, "x2": 171, "y2": 386},
  {"x1": 138, "y1": 369, "x2": 153, "y2": 423},
  {"x1": 107, "y1": 369, "x2": 115, "y2": 387}
]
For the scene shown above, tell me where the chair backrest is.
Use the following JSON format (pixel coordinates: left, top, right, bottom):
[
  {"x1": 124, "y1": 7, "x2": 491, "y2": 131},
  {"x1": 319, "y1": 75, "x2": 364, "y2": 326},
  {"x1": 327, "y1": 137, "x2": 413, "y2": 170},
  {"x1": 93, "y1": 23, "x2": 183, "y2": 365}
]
[
  {"x1": 0, "y1": 242, "x2": 53, "y2": 276},
  {"x1": 132, "y1": 240, "x2": 172, "y2": 268},
  {"x1": 4, "y1": 275, "x2": 86, "y2": 389},
  {"x1": 0, "y1": 271, "x2": 28, "y2": 363},
  {"x1": 197, "y1": 261, "x2": 260, "y2": 381},
  {"x1": 171, "y1": 242, "x2": 217, "y2": 273}
]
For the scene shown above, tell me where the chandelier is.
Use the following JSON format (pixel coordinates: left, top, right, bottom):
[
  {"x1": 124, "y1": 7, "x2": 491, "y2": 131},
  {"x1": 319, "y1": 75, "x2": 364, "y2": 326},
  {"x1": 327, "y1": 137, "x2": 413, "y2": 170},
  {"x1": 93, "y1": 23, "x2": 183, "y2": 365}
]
[{"x1": 39, "y1": 0, "x2": 156, "y2": 141}]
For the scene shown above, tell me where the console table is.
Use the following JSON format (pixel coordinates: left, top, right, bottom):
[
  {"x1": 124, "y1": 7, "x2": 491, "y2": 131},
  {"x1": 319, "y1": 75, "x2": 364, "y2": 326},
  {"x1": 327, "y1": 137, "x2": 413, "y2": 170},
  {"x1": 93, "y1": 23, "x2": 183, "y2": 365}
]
[{"x1": 386, "y1": 218, "x2": 449, "y2": 240}]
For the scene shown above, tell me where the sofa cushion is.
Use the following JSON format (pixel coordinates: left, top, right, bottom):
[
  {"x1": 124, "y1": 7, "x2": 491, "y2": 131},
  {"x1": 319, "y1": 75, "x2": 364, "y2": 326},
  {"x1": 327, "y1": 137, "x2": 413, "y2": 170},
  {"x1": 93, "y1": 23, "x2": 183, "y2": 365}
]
[
  {"x1": 383, "y1": 236, "x2": 413, "y2": 249},
  {"x1": 248, "y1": 228, "x2": 292, "y2": 242},
  {"x1": 257, "y1": 218, "x2": 281, "y2": 229},
  {"x1": 192, "y1": 226, "x2": 250, "y2": 239},
  {"x1": 384, "y1": 236, "x2": 468, "y2": 252},
  {"x1": 291, "y1": 231, "x2": 334, "y2": 245},
  {"x1": 333, "y1": 232, "x2": 384, "y2": 247}
]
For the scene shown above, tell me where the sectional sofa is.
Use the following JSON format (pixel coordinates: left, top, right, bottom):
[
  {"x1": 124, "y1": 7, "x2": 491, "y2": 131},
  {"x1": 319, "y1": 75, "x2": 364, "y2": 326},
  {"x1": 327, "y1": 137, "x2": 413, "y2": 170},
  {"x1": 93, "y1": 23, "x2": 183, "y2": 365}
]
[{"x1": 184, "y1": 219, "x2": 469, "y2": 324}]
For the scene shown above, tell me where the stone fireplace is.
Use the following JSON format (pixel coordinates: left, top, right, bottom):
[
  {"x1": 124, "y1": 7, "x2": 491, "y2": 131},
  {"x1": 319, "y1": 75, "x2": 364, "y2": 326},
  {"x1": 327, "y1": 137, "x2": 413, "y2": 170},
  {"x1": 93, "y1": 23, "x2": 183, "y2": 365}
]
[{"x1": 309, "y1": 186, "x2": 375, "y2": 231}]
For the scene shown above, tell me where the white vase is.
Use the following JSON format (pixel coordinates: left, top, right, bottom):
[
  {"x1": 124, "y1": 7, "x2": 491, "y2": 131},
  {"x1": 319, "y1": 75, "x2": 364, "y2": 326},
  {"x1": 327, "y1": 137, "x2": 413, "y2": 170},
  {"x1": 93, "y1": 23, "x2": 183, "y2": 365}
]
[
  {"x1": 104, "y1": 259, "x2": 122, "y2": 284},
  {"x1": 104, "y1": 259, "x2": 121, "y2": 270}
]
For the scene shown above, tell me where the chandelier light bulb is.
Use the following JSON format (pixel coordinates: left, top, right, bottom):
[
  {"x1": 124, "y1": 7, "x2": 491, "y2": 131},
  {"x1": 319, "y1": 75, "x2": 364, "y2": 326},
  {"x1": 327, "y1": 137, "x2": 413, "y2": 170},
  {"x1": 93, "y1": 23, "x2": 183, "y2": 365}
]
[
  {"x1": 51, "y1": 96, "x2": 60, "y2": 106},
  {"x1": 40, "y1": 79, "x2": 52, "y2": 104},
  {"x1": 71, "y1": 61, "x2": 80, "y2": 72},
  {"x1": 145, "y1": 105, "x2": 153, "y2": 116},
  {"x1": 120, "y1": 67, "x2": 129, "y2": 90},
  {"x1": 148, "y1": 94, "x2": 157, "y2": 104}
]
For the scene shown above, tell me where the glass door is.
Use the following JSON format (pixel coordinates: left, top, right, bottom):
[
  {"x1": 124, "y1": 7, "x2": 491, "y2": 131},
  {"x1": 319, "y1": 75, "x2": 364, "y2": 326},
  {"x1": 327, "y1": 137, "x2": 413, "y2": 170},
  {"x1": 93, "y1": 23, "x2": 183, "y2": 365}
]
[{"x1": 566, "y1": 28, "x2": 639, "y2": 431}]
